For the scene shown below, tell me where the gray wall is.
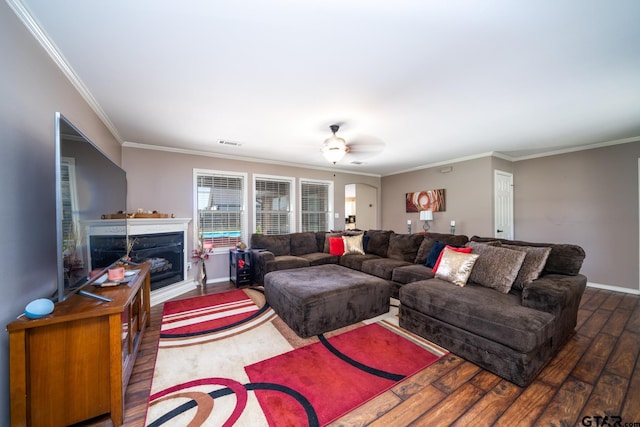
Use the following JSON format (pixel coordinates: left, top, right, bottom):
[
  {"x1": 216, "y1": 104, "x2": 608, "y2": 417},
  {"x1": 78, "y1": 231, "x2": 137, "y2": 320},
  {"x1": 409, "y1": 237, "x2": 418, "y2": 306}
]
[
  {"x1": 513, "y1": 142, "x2": 640, "y2": 290},
  {"x1": 382, "y1": 157, "x2": 496, "y2": 237},
  {"x1": 380, "y1": 144, "x2": 640, "y2": 292},
  {"x1": 122, "y1": 146, "x2": 381, "y2": 281},
  {"x1": 1, "y1": 4, "x2": 122, "y2": 424}
]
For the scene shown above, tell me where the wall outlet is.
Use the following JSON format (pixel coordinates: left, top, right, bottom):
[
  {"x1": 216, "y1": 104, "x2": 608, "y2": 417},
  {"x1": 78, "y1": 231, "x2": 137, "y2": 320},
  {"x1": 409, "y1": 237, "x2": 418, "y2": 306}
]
[{"x1": 187, "y1": 262, "x2": 192, "y2": 271}]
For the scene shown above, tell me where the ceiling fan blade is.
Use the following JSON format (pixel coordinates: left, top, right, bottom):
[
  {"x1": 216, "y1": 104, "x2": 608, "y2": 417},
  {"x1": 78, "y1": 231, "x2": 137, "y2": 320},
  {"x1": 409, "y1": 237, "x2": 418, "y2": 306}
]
[{"x1": 345, "y1": 135, "x2": 386, "y2": 160}]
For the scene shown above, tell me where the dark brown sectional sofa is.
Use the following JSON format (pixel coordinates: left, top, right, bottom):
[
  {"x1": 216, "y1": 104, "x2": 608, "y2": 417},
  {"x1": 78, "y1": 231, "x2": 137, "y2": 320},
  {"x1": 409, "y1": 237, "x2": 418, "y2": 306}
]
[{"x1": 249, "y1": 230, "x2": 587, "y2": 386}]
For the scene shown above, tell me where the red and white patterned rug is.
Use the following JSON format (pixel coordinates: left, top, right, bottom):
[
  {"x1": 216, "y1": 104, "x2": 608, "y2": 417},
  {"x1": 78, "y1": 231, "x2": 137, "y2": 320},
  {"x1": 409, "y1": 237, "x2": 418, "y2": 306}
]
[{"x1": 145, "y1": 288, "x2": 447, "y2": 426}]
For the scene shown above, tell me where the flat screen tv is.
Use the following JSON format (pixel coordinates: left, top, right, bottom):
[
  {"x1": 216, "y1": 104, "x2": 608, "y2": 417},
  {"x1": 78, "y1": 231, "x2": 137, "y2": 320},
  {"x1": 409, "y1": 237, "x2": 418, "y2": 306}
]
[{"x1": 55, "y1": 113, "x2": 128, "y2": 302}]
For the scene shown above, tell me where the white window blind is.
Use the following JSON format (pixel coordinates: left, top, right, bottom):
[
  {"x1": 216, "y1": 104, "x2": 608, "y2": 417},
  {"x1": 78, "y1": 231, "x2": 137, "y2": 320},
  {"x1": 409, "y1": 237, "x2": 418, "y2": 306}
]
[
  {"x1": 255, "y1": 177, "x2": 293, "y2": 235},
  {"x1": 60, "y1": 157, "x2": 79, "y2": 248},
  {"x1": 196, "y1": 172, "x2": 244, "y2": 248},
  {"x1": 301, "y1": 180, "x2": 331, "y2": 232}
]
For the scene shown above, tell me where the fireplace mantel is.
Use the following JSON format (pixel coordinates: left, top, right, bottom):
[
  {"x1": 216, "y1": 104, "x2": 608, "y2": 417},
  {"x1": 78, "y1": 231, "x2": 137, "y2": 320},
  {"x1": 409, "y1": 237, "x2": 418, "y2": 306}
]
[{"x1": 84, "y1": 218, "x2": 191, "y2": 236}]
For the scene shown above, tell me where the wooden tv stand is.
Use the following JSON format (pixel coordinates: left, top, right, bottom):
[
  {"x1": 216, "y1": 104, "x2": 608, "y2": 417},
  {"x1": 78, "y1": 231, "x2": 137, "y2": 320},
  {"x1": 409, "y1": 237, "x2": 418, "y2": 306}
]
[{"x1": 7, "y1": 263, "x2": 151, "y2": 427}]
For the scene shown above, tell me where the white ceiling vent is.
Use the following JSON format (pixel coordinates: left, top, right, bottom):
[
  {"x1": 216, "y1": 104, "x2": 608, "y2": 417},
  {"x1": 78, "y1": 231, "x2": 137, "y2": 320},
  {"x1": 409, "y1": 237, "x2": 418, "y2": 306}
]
[{"x1": 218, "y1": 140, "x2": 242, "y2": 147}]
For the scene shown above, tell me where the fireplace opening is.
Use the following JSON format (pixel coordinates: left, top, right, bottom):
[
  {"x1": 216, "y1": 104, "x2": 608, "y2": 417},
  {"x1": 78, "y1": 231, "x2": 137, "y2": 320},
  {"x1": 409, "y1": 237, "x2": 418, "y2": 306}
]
[{"x1": 90, "y1": 232, "x2": 184, "y2": 291}]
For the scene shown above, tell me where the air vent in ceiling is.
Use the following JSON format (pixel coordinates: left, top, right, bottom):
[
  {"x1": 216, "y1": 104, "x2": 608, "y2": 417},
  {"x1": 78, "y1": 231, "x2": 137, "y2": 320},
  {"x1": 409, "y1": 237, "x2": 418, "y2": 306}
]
[
  {"x1": 218, "y1": 140, "x2": 242, "y2": 147},
  {"x1": 350, "y1": 161, "x2": 365, "y2": 165}
]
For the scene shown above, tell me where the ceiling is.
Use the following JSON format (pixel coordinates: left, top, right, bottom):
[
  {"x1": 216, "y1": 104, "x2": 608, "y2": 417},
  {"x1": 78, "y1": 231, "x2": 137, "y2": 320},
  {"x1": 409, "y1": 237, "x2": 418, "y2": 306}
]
[{"x1": 14, "y1": 0, "x2": 640, "y2": 176}]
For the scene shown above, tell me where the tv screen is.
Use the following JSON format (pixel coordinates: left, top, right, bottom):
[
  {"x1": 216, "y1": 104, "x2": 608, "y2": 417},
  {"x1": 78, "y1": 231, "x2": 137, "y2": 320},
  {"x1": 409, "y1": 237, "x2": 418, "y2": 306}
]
[{"x1": 55, "y1": 113, "x2": 128, "y2": 301}]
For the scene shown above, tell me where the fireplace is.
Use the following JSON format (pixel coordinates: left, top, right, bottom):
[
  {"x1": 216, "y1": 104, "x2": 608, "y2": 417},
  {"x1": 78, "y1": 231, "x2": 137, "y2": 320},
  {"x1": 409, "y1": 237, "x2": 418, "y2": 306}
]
[
  {"x1": 84, "y1": 218, "x2": 191, "y2": 292},
  {"x1": 90, "y1": 232, "x2": 184, "y2": 291}
]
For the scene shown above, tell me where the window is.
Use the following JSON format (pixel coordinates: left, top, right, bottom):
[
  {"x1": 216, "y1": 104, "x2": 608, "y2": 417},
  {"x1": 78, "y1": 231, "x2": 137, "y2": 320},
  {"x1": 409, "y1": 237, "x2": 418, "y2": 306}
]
[
  {"x1": 254, "y1": 175, "x2": 295, "y2": 235},
  {"x1": 300, "y1": 179, "x2": 334, "y2": 232},
  {"x1": 194, "y1": 170, "x2": 247, "y2": 251}
]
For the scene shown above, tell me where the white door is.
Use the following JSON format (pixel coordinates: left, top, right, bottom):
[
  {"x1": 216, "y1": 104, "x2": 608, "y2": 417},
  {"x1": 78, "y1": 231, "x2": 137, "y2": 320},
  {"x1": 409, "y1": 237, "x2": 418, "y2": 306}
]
[{"x1": 494, "y1": 170, "x2": 514, "y2": 239}]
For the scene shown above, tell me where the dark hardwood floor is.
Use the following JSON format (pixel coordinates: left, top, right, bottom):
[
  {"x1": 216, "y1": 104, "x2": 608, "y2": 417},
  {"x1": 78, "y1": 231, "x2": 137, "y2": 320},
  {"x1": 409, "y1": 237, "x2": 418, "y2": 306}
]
[{"x1": 83, "y1": 283, "x2": 640, "y2": 427}]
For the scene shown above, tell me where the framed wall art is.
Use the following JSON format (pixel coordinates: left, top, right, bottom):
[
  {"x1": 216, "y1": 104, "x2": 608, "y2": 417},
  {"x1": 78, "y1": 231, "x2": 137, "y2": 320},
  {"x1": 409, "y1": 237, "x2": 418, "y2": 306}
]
[{"x1": 406, "y1": 189, "x2": 446, "y2": 212}]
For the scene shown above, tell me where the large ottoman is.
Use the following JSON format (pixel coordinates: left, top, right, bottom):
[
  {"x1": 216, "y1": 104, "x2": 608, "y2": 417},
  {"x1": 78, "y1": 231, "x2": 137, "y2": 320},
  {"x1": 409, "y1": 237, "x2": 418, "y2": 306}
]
[{"x1": 264, "y1": 264, "x2": 392, "y2": 338}]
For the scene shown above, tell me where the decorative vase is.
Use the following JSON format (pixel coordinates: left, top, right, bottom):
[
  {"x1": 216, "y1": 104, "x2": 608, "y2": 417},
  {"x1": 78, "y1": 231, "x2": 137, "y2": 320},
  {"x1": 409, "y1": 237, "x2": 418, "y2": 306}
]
[{"x1": 197, "y1": 261, "x2": 208, "y2": 286}]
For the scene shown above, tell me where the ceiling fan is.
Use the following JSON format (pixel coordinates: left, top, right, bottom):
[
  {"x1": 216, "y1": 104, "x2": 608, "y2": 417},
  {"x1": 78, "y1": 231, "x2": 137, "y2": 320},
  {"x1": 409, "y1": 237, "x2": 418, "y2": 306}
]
[
  {"x1": 322, "y1": 124, "x2": 350, "y2": 164},
  {"x1": 320, "y1": 123, "x2": 386, "y2": 165}
]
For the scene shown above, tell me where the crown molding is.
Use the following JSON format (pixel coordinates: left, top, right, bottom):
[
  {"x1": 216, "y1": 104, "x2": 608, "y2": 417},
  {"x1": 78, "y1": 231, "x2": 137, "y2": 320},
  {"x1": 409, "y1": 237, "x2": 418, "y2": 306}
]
[
  {"x1": 385, "y1": 151, "x2": 502, "y2": 176},
  {"x1": 384, "y1": 135, "x2": 640, "y2": 176},
  {"x1": 508, "y1": 136, "x2": 640, "y2": 162},
  {"x1": 121, "y1": 141, "x2": 382, "y2": 178},
  {"x1": 7, "y1": 0, "x2": 123, "y2": 144}
]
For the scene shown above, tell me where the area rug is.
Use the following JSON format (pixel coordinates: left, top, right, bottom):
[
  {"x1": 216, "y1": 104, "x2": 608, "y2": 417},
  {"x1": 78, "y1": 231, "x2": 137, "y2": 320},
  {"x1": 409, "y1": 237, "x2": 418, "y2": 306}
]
[{"x1": 145, "y1": 287, "x2": 447, "y2": 427}]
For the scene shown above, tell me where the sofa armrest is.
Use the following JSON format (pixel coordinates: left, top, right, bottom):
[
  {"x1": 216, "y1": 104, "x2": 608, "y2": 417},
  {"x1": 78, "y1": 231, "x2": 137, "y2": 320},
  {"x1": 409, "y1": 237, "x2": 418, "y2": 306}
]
[
  {"x1": 522, "y1": 274, "x2": 587, "y2": 349},
  {"x1": 250, "y1": 249, "x2": 275, "y2": 284},
  {"x1": 522, "y1": 274, "x2": 587, "y2": 316}
]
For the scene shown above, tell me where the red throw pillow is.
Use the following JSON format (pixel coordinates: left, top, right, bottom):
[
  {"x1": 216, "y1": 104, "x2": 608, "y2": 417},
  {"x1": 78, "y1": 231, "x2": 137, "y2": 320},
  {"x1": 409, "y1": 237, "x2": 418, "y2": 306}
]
[
  {"x1": 329, "y1": 237, "x2": 345, "y2": 256},
  {"x1": 433, "y1": 245, "x2": 473, "y2": 273}
]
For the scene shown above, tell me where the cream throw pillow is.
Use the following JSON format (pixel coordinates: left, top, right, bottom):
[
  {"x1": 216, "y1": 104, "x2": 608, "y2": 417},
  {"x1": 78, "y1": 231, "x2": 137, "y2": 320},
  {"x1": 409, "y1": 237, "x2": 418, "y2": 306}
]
[
  {"x1": 435, "y1": 248, "x2": 480, "y2": 287},
  {"x1": 342, "y1": 234, "x2": 365, "y2": 255}
]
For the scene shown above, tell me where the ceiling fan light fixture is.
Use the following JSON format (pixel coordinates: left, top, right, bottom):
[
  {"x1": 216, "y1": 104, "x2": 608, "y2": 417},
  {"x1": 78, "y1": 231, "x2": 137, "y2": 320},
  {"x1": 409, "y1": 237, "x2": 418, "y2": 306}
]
[{"x1": 322, "y1": 125, "x2": 349, "y2": 164}]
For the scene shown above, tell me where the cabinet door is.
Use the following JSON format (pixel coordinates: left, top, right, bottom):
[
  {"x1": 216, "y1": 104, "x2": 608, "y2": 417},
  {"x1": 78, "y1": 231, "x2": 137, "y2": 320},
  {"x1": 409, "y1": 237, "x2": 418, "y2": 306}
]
[{"x1": 28, "y1": 318, "x2": 111, "y2": 426}]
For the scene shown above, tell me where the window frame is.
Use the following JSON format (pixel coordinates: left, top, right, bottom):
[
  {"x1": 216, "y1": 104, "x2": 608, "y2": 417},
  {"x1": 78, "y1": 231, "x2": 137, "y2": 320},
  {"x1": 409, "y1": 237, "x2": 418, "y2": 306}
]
[
  {"x1": 253, "y1": 174, "x2": 296, "y2": 234},
  {"x1": 299, "y1": 178, "x2": 334, "y2": 232},
  {"x1": 193, "y1": 168, "x2": 248, "y2": 255}
]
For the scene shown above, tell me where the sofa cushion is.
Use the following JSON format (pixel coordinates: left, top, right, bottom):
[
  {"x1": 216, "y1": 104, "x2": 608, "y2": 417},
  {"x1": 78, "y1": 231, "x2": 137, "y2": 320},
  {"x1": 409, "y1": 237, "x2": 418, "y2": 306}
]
[
  {"x1": 290, "y1": 232, "x2": 319, "y2": 256},
  {"x1": 415, "y1": 233, "x2": 469, "y2": 264},
  {"x1": 433, "y1": 245, "x2": 472, "y2": 272},
  {"x1": 400, "y1": 280, "x2": 556, "y2": 353},
  {"x1": 314, "y1": 231, "x2": 327, "y2": 253},
  {"x1": 467, "y1": 241, "x2": 526, "y2": 293},
  {"x1": 361, "y1": 258, "x2": 411, "y2": 280},
  {"x1": 339, "y1": 253, "x2": 381, "y2": 271},
  {"x1": 362, "y1": 234, "x2": 370, "y2": 252},
  {"x1": 391, "y1": 264, "x2": 435, "y2": 284},
  {"x1": 434, "y1": 249, "x2": 479, "y2": 287},
  {"x1": 387, "y1": 233, "x2": 425, "y2": 262},
  {"x1": 323, "y1": 232, "x2": 343, "y2": 253},
  {"x1": 365, "y1": 230, "x2": 393, "y2": 257},
  {"x1": 342, "y1": 234, "x2": 365, "y2": 255},
  {"x1": 329, "y1": 237, "x2": 344, "y2": 256},
  {"x1": 251, "y1": 234, "x2": 291, "y2": 257},
  {"x1": 299, "y1": 252, "x2": 340, "y2": 266},
  {"x1": 426, "y1": 241, "x2": 447, "y2": 268},
  {"x1": 264, "y1": 255, "x2": 310, "y2": 275},
  {"x1": 503, "y1": 244, "x2": 552, "y2": 290},
  {"x1": 470, "y1": 236, "x2": 585, "y2": 276}
]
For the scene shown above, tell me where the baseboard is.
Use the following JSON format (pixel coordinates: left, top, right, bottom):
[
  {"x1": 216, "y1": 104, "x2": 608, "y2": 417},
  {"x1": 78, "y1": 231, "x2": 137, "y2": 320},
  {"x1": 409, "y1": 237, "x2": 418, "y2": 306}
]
[
  {"x1": 587, "y1": 281, "x2": 640, "y2": 295},
  {"x1": 205, "y1": 276, "x2": 230, "y2": 284}
]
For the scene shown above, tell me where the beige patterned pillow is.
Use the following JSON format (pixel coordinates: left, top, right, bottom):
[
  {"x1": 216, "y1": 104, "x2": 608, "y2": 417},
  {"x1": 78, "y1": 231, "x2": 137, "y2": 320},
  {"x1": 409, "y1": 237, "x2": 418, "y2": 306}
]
[
  {"x1": 342, "y1": 234, "x2": 365, "y2": 255},
  {"x1": 503, "y1": 244, "x2": 552, "y2": 289},
  {"x1": 435, "y1": 248, "x2": 480, "y2": 287},
  {"x1": 466, "y1": 241, "x2": 526, "y2": 293}
]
